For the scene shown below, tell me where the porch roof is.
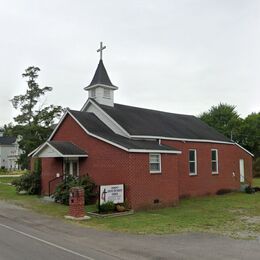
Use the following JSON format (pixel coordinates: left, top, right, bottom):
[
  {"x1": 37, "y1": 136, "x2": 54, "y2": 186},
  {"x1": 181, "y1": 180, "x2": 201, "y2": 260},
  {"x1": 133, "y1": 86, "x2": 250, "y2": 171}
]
[{"x1": 31, "y1": 141, "x2": 88, "y2": 158}]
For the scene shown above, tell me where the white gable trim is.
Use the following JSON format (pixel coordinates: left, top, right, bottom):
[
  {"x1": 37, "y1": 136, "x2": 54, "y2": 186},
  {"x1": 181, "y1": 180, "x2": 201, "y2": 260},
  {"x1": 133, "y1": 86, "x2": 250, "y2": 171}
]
[
  {"x1": 33, "y1": 142, "x2": 63, "y2": 157},
  {"x1": 235, "y1": 143, "x2": 254, "y2": 157},
  {"x1": 129, "y1": 149, "x2": 181, "y2": 154},
  {"x1": 81, "y1": 99, "x2": 130, "y2": 137},
  {"x1": 31, "y1": 141, "x2": 88, "y2": 158}
]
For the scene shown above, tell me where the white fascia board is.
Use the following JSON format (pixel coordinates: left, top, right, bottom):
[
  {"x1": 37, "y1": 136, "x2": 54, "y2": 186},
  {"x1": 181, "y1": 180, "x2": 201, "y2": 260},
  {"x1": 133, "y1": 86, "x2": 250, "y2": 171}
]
[
  {"x1": 48, "y1": 110, "x2": 69, "y2": 141},
  {"x1": 32, "y1": 142, "x2": 64, "y2": 158},
  {"x1": 84, "y1": 99, "x2": 130, "y2": 137},
  {"x1": 128, "y1": 149, "x2": 182, "y2": 154},
  {"x1": 84, "y1": 84, "x2": 118, "y2": 91},
  {"x1": 235, "y1": 143, "x2": 254, "y2": 157},
  {"x1": 131, "y1": 135, "x2": 233, "y2": 145}
]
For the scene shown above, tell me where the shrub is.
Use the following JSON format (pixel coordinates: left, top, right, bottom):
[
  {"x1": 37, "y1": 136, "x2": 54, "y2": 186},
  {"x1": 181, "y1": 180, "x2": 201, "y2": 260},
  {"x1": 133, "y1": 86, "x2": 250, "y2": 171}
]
[
  {"x1": 99, "y1": 201, "x2": 115, "y2": 213},
  {"x1": 12, "y1": 171, "x2": 41, "y2": 195},
  {"x1": 245, "y1": 186, "x2": 255, "y2": 194},
  {"x1": 52, "y1": 175, "x2": 96, "y2": 205},
  {"x1": 11, "y1": 158, "x2": 41, "y2": 195}
]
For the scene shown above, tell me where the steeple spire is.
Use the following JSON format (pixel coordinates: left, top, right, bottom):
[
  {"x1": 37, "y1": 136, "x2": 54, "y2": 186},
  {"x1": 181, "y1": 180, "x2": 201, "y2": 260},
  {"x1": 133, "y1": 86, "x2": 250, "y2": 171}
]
[{"x1": 84, "y1": 42, "x2": 118, "y2": 107}]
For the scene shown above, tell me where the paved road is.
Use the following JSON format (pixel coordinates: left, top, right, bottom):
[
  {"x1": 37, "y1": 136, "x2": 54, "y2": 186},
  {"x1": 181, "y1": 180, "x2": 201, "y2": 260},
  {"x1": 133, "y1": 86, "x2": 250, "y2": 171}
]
[{"x1": 0, "y1": 201, "x2": 260, "y2": 260}]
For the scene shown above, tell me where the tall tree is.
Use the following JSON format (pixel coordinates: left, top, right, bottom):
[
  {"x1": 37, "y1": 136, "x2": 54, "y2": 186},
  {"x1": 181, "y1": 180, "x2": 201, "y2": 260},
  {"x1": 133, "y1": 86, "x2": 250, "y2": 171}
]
[
  {"x1": 8, "y1": 66, "x2": 63, "y2": 169},
  {"x1": 199, "y1": 103, "x2": 242, "y2": 142}
]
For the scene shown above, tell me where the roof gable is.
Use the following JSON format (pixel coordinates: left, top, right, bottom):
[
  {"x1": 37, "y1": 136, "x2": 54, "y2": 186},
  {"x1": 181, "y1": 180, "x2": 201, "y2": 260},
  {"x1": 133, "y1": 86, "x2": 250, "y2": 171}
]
[{"x1": 32, "y1": 141, "x2": 88, "y2": 158}]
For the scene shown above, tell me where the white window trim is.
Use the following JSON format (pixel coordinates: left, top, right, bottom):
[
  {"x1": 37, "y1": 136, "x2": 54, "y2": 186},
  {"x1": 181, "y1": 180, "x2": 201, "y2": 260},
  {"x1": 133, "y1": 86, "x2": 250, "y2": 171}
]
[
  {"x1": 189, "y1": 149, "x2": 197, "y2": 176},
  {"x1": 211, "y1": 149, "x2": 219, "y2": 174},
  {"x1": 149, "y1": 153, "x2": 161, "y2": 174}
]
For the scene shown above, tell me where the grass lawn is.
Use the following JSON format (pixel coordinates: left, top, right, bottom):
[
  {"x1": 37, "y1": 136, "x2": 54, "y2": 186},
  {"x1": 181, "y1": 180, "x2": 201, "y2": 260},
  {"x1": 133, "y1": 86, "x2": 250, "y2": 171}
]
[{"x1": 0, "y1": 177, "x2": 259, "y2": 238}]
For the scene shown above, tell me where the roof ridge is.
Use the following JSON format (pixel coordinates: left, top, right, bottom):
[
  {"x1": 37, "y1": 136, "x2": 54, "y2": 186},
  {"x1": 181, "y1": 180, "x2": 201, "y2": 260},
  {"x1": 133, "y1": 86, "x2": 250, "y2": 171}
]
[{"x1": 103, "y1": 102, "x2": 196, "y2": 118}]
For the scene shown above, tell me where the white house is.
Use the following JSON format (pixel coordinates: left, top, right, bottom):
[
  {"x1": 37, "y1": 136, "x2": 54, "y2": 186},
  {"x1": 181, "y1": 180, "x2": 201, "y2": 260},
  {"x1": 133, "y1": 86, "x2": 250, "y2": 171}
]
[{"x1": 0, "y1": 132, "x2": 20, "y2": 170}]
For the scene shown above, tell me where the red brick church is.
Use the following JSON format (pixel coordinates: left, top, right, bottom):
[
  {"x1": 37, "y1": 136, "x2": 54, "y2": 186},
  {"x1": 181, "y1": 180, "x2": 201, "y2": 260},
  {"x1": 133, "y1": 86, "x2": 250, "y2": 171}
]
[{"x1": 30, "y1": 43, "x2": 253, "y2": 210}]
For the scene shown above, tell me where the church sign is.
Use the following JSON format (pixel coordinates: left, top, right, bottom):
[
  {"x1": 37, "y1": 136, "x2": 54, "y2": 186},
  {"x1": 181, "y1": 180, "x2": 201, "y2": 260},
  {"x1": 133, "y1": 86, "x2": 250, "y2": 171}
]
[{"x1": 99, "y1": 184, "x2": 124, "y2": 205}]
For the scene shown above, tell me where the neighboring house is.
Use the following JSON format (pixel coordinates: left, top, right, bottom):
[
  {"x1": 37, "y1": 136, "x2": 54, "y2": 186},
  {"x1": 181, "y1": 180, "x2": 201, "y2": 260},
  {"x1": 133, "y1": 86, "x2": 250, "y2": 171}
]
[
  {"x1": 0, "y1": 133, "x2": 20, "y2": 170},
  {"x1": 30, "y1": 51, "x2": 253, "y2": 210}
]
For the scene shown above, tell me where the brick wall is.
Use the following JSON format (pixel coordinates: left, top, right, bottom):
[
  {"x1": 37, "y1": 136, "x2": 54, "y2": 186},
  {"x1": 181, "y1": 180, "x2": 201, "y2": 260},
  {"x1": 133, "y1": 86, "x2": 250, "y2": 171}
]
[
  {"x1": 41, "y1": 157, "x2": 62, "y2": 195},
  {"x1": 162, "y1": 140, "x2": 253, "y2": 198}
]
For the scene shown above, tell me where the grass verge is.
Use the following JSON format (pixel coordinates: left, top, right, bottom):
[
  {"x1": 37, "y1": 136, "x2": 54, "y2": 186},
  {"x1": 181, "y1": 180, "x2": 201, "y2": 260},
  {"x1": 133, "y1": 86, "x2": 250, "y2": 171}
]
[{"x1": 0, "y1": 178, "x2": 259, "y2": 237}]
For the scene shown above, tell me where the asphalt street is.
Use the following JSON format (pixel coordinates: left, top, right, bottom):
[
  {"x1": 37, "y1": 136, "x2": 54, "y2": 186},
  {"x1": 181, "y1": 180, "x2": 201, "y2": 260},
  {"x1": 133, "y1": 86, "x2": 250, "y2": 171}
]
[{"x1": 0, "y1": 201, "x2": 259, "y2": 260}]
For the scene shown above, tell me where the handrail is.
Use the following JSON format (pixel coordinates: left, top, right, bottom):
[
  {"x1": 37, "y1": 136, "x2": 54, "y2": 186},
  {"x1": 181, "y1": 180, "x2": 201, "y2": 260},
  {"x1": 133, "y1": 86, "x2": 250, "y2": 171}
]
[{"x1": 48, "y1": 174, "x2": 66, "y2": 197}]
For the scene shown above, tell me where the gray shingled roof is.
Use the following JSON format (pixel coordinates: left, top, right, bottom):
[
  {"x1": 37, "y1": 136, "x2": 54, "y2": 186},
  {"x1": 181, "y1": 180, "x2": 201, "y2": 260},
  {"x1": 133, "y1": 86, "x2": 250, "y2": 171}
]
[
  {"x1": 97, "y1": 103, "x2": 231, "y2": 142},
  {"x1": 85, "y1": 60, "x2": 116, "y2": 89},
  {"x1": 69, "y1": 110, "x2": 179, "y2": 152},
  {"x1": 48, "y1": 141, "x2": 87, "y2": 156},
  {"x1": 0, "y1": 136, "x2": 16, "y2": 145}
]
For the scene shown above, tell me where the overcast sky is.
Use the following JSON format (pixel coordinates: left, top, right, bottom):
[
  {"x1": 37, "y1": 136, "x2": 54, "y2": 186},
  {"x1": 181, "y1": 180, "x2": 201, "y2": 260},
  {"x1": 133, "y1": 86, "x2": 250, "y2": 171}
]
[{"x1": 0, "y1": 0, "x2": 259, "y2": 126}]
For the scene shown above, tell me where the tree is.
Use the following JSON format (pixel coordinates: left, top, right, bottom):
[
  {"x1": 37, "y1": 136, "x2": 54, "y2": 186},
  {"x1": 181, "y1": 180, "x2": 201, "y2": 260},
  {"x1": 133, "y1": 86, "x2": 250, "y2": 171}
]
[
  {"x1": 7, "y1": 66, "x2": 63, "y2": 169},
  {"x1": 199, "y1": 103, "x2": 242, "y2": 142},
  {"x1": 240, "y1": 112, "x2": 260, "y2": 157}
]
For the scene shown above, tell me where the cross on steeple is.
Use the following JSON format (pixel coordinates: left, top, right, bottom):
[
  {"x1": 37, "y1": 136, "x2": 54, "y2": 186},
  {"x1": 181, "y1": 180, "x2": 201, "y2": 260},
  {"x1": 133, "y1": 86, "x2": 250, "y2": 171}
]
[{"x1": 97, "y1": 42, "x2": 106, "y2": 60}]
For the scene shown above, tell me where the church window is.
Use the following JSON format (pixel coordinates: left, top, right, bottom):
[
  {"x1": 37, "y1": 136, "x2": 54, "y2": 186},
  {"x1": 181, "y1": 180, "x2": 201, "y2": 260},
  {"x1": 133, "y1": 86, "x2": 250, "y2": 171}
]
[
  {"x1": 103, "y1": 88, "x2": 110, "y2": 98},
  {"x1": 189, "y1": 149, "x2": 197, "y2": 176},
  {"x1": 149, "y1": 153, "x2": 161, "y2": 173},
  {"x1": 90, "y1": 89, "x2": 96, "y2": 98},
  {"x1": 211, "y1": 149, "x2": 219, "y2": 174}
]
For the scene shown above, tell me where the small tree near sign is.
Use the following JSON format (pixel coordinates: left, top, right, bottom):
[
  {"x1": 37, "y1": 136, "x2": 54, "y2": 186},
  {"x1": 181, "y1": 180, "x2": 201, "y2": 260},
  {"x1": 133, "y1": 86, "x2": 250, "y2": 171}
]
[{"x1": 99, "y1": 184, "x2": 124, "y2": 205}]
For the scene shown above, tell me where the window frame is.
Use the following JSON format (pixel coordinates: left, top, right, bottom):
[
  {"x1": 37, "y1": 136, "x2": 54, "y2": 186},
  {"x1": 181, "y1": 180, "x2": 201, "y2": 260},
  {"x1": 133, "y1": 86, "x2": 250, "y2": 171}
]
[
  {"x1": 90, "y1": 89, "x2": 96, "y2": 98},
  {"x1": 149, "y1": 153, "x2": 161, "y2": 174},
  {"x1": 211, "y1": 149, "x2": 219, "y2": 174},
  {"x1": 103, "y1": 88, "x2": 111, "y2": 99},
  {"x1": 189, "y1": 149, "x2": 197, "y2": 176}
]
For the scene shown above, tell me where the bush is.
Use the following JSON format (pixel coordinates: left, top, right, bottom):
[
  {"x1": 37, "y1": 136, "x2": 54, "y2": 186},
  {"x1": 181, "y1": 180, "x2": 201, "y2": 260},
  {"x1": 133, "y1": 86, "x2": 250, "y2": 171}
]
[
  {"x1": 245, "y1": 186, "x2": 255, "y2": 194},
  {"x1": 253, "y1": 157, "x2": 260, "y2": 177},
  {"x1": 52, "y1": 175, "x2": 96, "y2": 205},
  {"x1": 12, "y1": 171, "x2": 41, "y2": 195},
  {"x1": 11, "y1": 158, "x2": 41, "y2": 195},
  {"x1": 99, "y1": 201, "x2": 115, "y2": 213}
]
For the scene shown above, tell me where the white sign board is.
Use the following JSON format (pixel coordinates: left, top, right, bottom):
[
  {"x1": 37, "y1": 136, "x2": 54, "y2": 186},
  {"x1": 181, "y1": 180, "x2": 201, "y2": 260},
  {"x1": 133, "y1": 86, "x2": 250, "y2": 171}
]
[{"x1": 100, "y1": 184, "x2": 124, "y2": 205}]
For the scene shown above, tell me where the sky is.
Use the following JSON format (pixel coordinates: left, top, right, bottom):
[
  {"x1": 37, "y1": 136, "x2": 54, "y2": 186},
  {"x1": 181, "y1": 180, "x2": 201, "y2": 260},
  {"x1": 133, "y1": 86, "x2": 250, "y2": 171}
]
[{"x1": 0, "y1": 0, "x2": 259, "y2": 126}]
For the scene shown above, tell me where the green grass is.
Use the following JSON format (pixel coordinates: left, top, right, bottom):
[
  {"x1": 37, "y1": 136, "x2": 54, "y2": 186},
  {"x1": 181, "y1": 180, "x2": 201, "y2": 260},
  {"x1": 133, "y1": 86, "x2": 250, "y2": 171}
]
[
  {"x1": 0, "y1": 180, "x2": 260, "y2": 238},
  {"x1": 0, "y1": 177, "x2": 17, "y2": 184},
  {"x1": 0, "y1": 170, "x2": 28, "y2": 175},
  {"x1": 253, "y1": 178, "x2": 260, "y2": 186}
]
